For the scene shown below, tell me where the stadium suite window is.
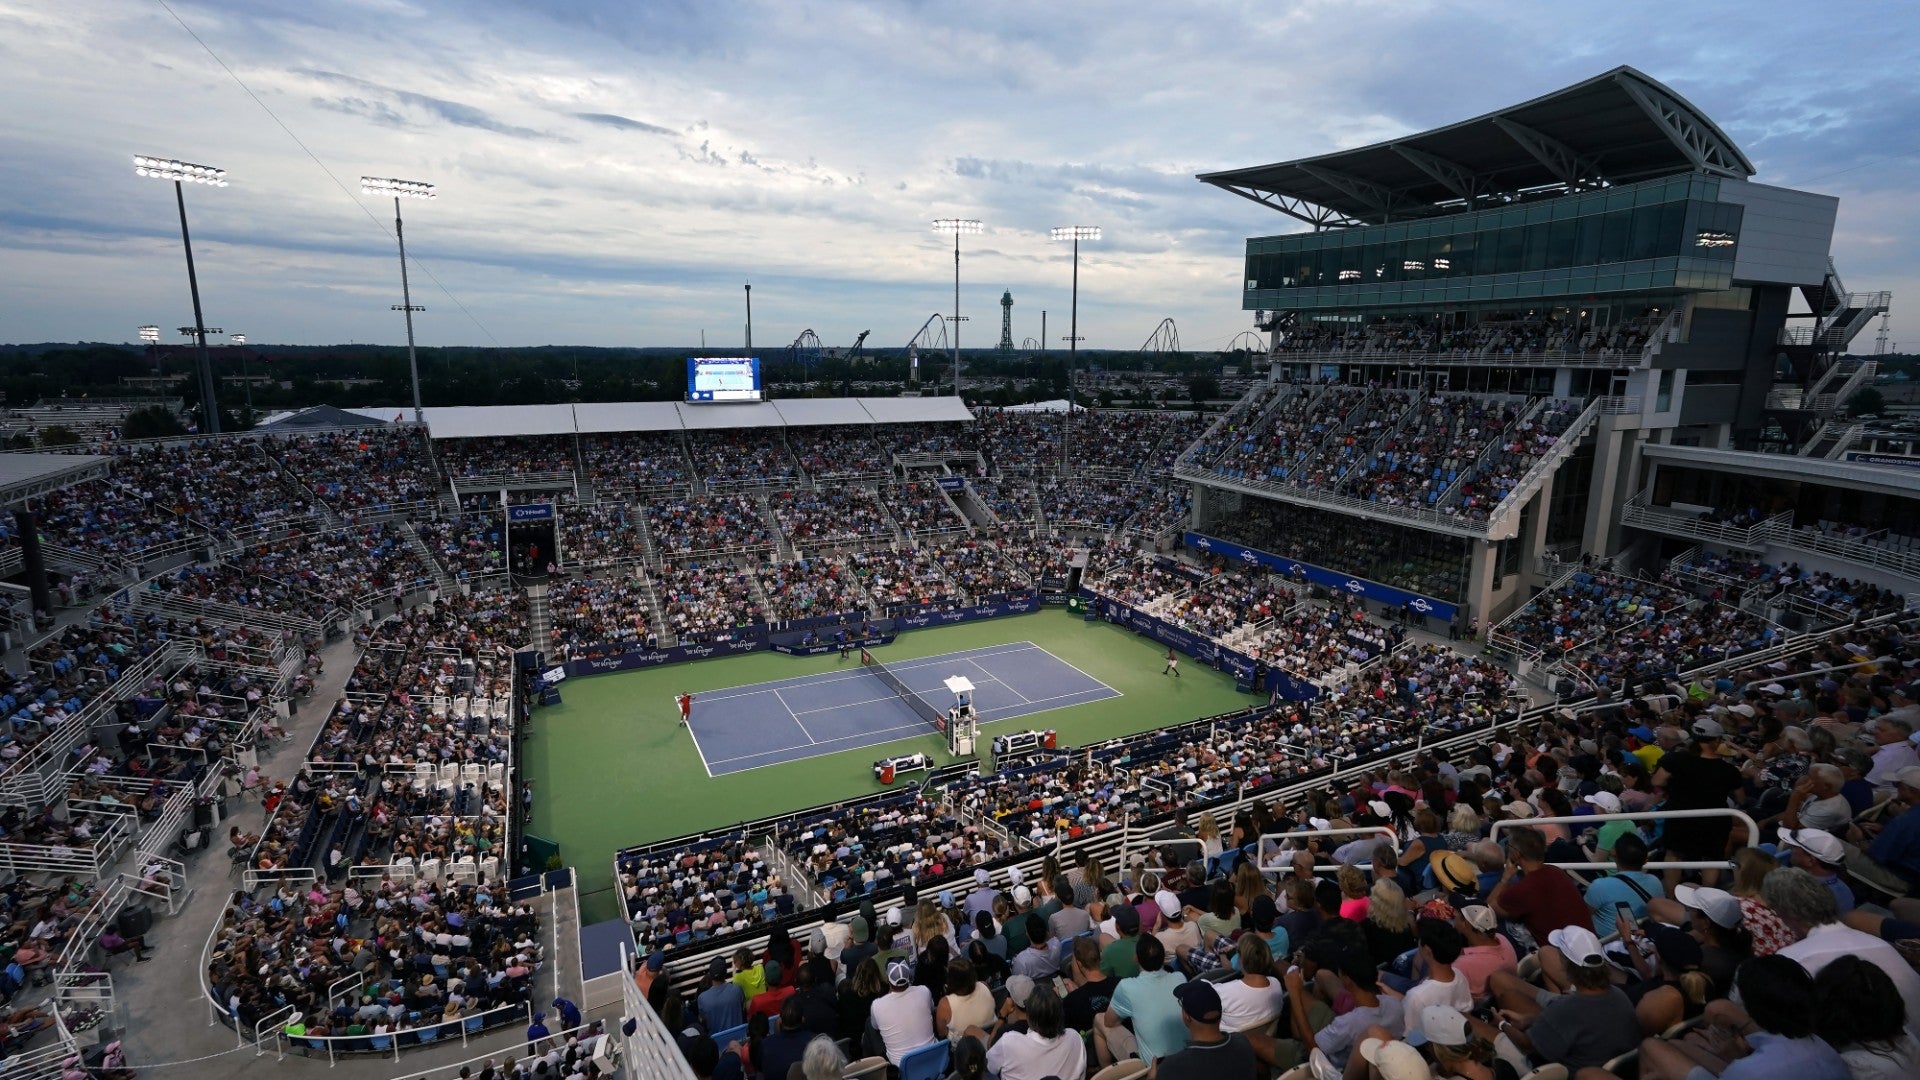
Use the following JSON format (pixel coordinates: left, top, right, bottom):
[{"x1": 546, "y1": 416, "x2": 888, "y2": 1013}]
[{"x1": 1245, "y1": 200, "x2": 1702, "y2": 290}]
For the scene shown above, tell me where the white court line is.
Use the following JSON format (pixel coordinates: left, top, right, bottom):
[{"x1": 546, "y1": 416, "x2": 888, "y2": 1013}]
[
  {"x1": 695, "y1": 641, "x2": 1043, "y2": 703},
  {"x1": 706, "y1": 718, "x2": 933, "y2": 767},
  {"x1": 976, "y1": 685, "x2": 1121, "y2": 719},
  {"x1": 965, "y1": 658, "x2": 1029, "y2": 704},
  {"x1": 790, "y1": 693, "x2": 906, "y2": 717},
  {"x1": 770, "y1": 688, "x2": 817, "y2": 743},
  {"x1": 684, "y1": 711, "x2": 717, "y2": 779}
]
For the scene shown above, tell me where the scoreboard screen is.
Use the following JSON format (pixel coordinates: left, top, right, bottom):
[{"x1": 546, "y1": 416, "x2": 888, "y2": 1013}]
[{"x1": 686, "y1": 357, "x2": 762, "y2": 402}]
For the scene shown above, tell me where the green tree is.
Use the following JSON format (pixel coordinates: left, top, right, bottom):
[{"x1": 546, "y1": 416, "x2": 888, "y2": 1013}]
[
  {"x1": 1845, "y1": 387, "x2": 1885, "y2": 417},
  {"x1": 1188, "y1": 375, "x2": 1220, "y2": 406},
  {"x1": 121, "y1": 405, "x2": 187, "y2": 440},
  {"x1": 38, "y1": 425, "x2": 80, "y2": 447}
]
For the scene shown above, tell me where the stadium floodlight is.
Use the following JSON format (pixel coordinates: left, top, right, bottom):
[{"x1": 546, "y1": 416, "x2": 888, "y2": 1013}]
[
  {"x1": 227, "y1": 334, "x2": 256, "y2": 420},
  {"x1": 135, "y1": 152, "x2": 227, "y2": 433},
  {"x1": 363, "y1": 175, "x2": 433, "y2": 423},
  {"x1": 360, "y1": 176, "x2": 436, "y2": 200},
  {"x1": 1051, "y1": 225, "x2": 1100, "y2": 470},
  {"x1": 137, "y1": 325, "x2": 160, "y2": 344},
  {"x1": 932, "y1": 219, "x2": 983, "y2": 393},
  {"x1": 229, "y1": 334, "x2": 246, "y2": 345}
]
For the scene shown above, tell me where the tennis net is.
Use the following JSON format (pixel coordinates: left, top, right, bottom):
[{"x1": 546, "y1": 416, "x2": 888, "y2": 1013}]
[{"x1": 861, "y1": 650, "x2": 945, "y2": 732}]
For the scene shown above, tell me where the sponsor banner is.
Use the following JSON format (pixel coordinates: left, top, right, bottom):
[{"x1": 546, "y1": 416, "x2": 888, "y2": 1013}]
[
  {"x1": 770, "y1": 634, "x2": 896, "y2": 656},
  {"x1": 777, "y1": 608, "x2": 873, "y2": 633},
  {"x1": 507, "y1": 503, "x2": 555, "y2": 522},
  {"x1": 936, "y1": 476, "x2": 967, "y2": 491},
  {"x1": 891, "y1": 594, "x2": 1040, "y2": 631},
  {"x1": 1088, "y1": 595, "x2": 1319, "y2": 701},
  {"x1": 1843, "y1": 452, "x2": 1920, "y2": 470},
  {"x1": 563, "y1": 637, "x2": 768, "y2": 677},
  {"x1": 1183, "y1": 531, "x2": 1459, "y2": 624}
]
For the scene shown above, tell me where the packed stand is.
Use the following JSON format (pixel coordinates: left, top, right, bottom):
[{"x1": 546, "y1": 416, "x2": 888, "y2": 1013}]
[
  {"x1": 1066, "y1": 410, "x2": 1210, "y2": 476},
  {"x1": 1330, "y1": 394, "x2": 1521, "y2": 509},
  {"x1": 769, "y1": 489, "x2": 894, "y2": 548},
  {"x1": 784, "y1": 426, "x2": 891, "y2": 481},
  {"x1": 416, "y1": 515, "x2": 506, "y2": 578},
  {"x1": 1237, "y1": 600, "x2": 1398, "y2": 681},
  {"x1": 975, "y1": 409, "x2": 1063, "y2": 473},
  {"x1": 437, "y1": 435, "x2": 576, "y2": 480},
  {"x1": 655, "y1": 562, "x2": 764, "y2": 643},
  {"x1": 847, "y1": 548, "x2": 962, "y2": 613},
  {"x1": 1445, "y1": 398, "x2": 1584, "y2": 520},
  {"x1": 878, "y1": 483, "x2": 968, "y2": 537},
  {"x1": 113, "y1": 438, "x2": 316, "y2": 533},
  {"x1": 1206, "y1": 500, "x2": 1470, "y2": 604},
  {"x1": 1156, "y1": 568, "x2": 1297, "y2": 642},
  {"x1": 645, "y1": 494, "x2": 774, "y2": 558},
  {"x1": 784, "y1": 792, "x2": 979, "y2": 899},
  {"x1": 1496, "y1": 570, "x2": 1782, "y2": 685},
  {"x1": 970, "y1": 478, "x2": 1039, "y2": 528},
  {"x1": 756, "y1": 559, "x2": 869, "y2": 624},
  {"x1": 1038, "y1": 479, "x2": 1186, "y2": 533},
  {"x1": 149, "y1": 523, "x2": 437, "y2": 619},
  {"x1": 578, "y1": 431, "x2": 693, "y2": 493},
  {"x1": 927, "y1": 539, "x2": 1032, "y2": 602},
  {"x1": 618, "y1": 834, "x2": 793, "y2": 953},
  {"x1": 883, "y1": 421, "x2": 980, "y2": 460},
  {"x1": 548, "y1": 574, "x2": 654, "y2": 658},
  {"x1": 207, "y1": 877, "x2": 543, "y2": 1044},
  {"x1": 1, "y1": 477, "x2": 207, "y2": 564},
  {"x1": 686, "y1": 430, "x2": 802, "y2": 488},
  {"x1": 557, "y1": 503, "x2": 646, "y2": 570},
  {"x1": 267, "y1": 428, "x2": 441, "y2": 514}
]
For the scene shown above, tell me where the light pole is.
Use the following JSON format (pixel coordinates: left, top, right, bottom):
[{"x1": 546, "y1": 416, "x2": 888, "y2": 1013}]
[
  {"x1": 134, "y1": 155, "x2": 226, "y2": 434},
  {"x1": 362, "y1": 176, "x2": 434, "y2": 424},
  {"x1": 932, "y1": 218, "x2": 982, "y2": 394},
  {"x1": 229, "y1": 334, "x2": 254, "y2": 422},
  {"x1": 1051, "y1": 226, "x2": 1100, "y2": 470}
]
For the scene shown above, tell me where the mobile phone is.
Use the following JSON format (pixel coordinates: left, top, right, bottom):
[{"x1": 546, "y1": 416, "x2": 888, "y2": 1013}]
[{"x1": 1614, "y1": 901, "x2": 1633, "y2": 923}]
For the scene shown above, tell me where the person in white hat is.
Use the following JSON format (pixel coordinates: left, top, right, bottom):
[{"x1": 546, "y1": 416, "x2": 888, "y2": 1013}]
[
  {"x1": 1777, "y1": 828, "x2": 1856, "y2": 914},
  {"x1": 869, "y1": 959, "x2": 934, "y2": 1065},
  {"x1": 1484, "y1": 924, "x2": 1640, "y2": 1073}
]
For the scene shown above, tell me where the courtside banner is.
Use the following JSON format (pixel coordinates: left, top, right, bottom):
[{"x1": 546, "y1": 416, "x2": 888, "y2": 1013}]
[
  {"x1": 889, "y1": 593, "x2": 1040, "y2": 630},
  {"x1": 769, "y1": 633, "x2": 897, "y2": 656},
  {"x1": 1182, "y1": 531, "x2": 1460, "y2": 625},
  {"x1": 1086, "y1": 594, "x2": 1319, "y2": 701},
  {"x1": 563, "y1": 637, "x2": 767, "y2": 677}
]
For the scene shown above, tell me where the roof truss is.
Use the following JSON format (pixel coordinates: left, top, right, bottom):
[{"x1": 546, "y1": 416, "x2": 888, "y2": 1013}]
[
  {"x1": 1489, "y1": 117, "x2": 1606, "y2": 191},
  {"x1": 1211, "y1": 183, "x2": 1366, "y2": 229},
  {"x1": 1615, "y1": 77, "x2": 1750, "y2": 178}
]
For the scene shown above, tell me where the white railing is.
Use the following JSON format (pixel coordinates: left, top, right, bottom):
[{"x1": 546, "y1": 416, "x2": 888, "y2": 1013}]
[
  {"x1": 1488, "y1": 808, "x2": 1759, "y2": 872},
  {"x1": 620, "y1": 944, "x2": 700, "y2": 1080},
  {"x1": 0, "y1": 639, "x2": 202, "y2": 805},
  {"x1": 0, "y1": 811, "x2": 133, "y2": 878},
  {"x1": 1252, "y1": 826, "x2": 1398, "y2": 873},
  {"x1": 1482, "y1": 397, "x2": 1602, "y2": 538}
]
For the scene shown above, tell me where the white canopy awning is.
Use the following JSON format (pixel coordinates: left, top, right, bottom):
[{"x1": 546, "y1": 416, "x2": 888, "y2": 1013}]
[
  {"x1": 420, "y1": 405, "x2": 578, "y2": 439},
  {"x1": 673, "y1": 401, "x2": 786, "y2": 430},
  {"x1": 573, "y1": 401, "x2": 685, "y2": 434},
  {"x1": 859, "y1": 396, "x2": 975, "y2": 423}
]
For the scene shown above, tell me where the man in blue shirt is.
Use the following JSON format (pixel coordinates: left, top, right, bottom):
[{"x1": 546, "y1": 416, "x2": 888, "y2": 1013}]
[
  {"x1": 1865, "y1": 766, "x2": 1920, "y2": 890},
  {"x1": 524, "y1": 1012, "x2": 550, "y2": 1055},
  {"x1": 550, "y1": 995, "x2": 582, "y2": 1031},
  {"x1": 1581, "y1": 833, "x2": 1663, "y2": 937}
]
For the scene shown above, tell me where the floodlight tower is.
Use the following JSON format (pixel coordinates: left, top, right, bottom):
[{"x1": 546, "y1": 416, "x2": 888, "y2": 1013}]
[
  {"x1": 1051, "y1": 226, "x2": 1100, "y2": 471},
  {"x1": 362, "y1": 176, "x2": 435, "y2": 423},
  {"x1": 932, "y1": 218, "x2": 982, "y2": 393},
  {"x1": 133, "y1": 155, "x2": 226, "y2": 433}
]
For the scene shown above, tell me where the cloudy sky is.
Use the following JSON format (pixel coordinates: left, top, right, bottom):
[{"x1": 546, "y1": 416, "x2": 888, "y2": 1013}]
[{"x1": 2, "y1": 0, "x2": 1915, "y2": 352}]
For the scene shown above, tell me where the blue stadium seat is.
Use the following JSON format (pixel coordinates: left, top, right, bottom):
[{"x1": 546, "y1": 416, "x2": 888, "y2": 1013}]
[{"x1": 898, "y1": 1041, "x2": 950, "y2": 1080}]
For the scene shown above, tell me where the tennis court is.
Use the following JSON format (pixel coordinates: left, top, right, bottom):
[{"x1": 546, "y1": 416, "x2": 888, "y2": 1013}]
[{"x1": 687, "y1": 641, "x2": 1120, "y2": 776}]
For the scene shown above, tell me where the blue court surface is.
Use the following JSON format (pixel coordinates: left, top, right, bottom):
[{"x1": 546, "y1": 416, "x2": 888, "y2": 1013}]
[{"x1": 686, "y1": 641, "x2": 1121, "y2": 776}]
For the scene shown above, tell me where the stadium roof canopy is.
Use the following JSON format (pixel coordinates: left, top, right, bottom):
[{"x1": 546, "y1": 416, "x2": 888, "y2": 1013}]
[
  {"x1": 416, "y1": 398, "x2": 974, "y2": 439},
  {"x1": 0, "y1": 452, "x2": 112, "y2": 508},
  {"x1": 1197, "y1": 66, "x2": 1756, "y2": 228},
  {"x1": 255, "y1": 404, "x2": 399, "y2": 430}
]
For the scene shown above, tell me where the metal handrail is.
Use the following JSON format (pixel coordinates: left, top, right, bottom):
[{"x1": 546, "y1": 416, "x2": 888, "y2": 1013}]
[
  {"x1": 1488, "y1": 808, "x2": 1759, "y2": 872},
  {"x1": 1253, "y1": 826, "x2": 1398, "y2": 873}
]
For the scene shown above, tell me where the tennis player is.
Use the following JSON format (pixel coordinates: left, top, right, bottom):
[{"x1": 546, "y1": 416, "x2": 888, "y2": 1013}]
[
  {"x1": 1163, "y1": 647, "x2": 1180, "y2": 678},
  {"x1": 675, "y1": 691, "x2": 693, "y2": 728}
]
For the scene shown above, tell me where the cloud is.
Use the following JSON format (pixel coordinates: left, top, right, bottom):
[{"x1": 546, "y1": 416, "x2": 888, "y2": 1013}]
[
  {"x1": 0, "y1": 1, "x2": 1916, "y2": 353},
  {"x1": 573, "y1": 111, "x2": 675, "y2": 135},
  {"x1": 300, "y1": 69, "x2": 560, "y2": 140}
]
